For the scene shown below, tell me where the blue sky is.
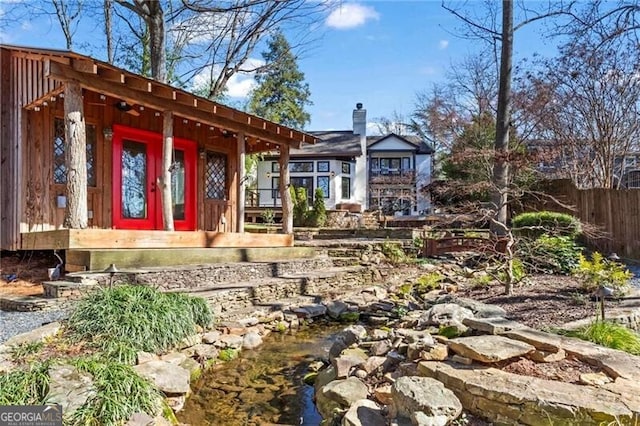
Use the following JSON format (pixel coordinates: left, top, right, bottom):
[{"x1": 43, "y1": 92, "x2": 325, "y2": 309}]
[{"x1": 0, "y1": 1, "x2": 560, "y2": 133}]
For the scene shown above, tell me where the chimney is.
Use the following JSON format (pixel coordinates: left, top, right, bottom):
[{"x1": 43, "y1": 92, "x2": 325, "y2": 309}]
[{"x1": 352, "y1": 102, "x2": 366, "y2": 136}]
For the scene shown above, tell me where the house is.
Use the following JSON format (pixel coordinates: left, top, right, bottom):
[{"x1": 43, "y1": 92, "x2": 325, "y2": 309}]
[
  {"x1": 614, "y1": 152, "x2": 640, "y2": 189},
  {"x1": 0, "y1": 45, "x2": 314, "y2": 264},
  {"x1": 251, "y1": 104, "x2": 434, "y2": 217}
]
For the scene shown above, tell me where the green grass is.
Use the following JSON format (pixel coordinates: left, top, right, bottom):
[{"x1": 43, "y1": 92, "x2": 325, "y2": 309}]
[
  {"x1": 67, "y1": 285, "x2": 212, "y2": 363},
  {"x1": 0, "y1": 362, "x2": 50, "y2": 405},
  {"x1": 10, "y1": 341, "x2": 45, "y2": 363},
  {"x1": 560, "y1": 321, "x2": 640, "y2": 355},
  {"x1": 70, "y1": 357, "x2": 162, "y2": 426}
]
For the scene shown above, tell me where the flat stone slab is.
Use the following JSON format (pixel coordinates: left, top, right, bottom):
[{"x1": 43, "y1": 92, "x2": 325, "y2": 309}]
[
  {"x1": 48, "y1": 364, "x2": 96, "y2": 414},
  {"x1": 505, "y1": 328, "x2": 640, "y2": 379},
  {"x1": 418, "y1": 361, "x2": 640, "y2": 425},
  {"x1": 2, "y1": 322, "x2": 61, "y2": 347},
  {"x1": 462, "y1": 317, "x2": 528, "y2": 335},
  {"x1": 133, "y1": 360, "x2": 190, "y2": 394},
  {"x1": 448, "y1": 335, "x2": 535, "y2": 363}
]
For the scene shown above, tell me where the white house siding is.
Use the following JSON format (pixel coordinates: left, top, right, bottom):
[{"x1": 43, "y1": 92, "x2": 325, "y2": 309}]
[{"x1": 255, "y1": 159, "x2": 355, "y2": 210}]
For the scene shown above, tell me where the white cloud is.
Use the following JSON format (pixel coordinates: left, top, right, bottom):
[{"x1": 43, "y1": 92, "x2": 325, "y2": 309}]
[
  {"x1": 366, "y1": 121, "x2": 382, "y2": 136},
  {"x1": 326, "y1": 3, "x2": 379, "y2": 30},
  {"x1": 438, "y1": 39, "x2": 449, "y2": 50},
  {"x1": 226, "y1": 73, "x2": 258, "y2": 98}
]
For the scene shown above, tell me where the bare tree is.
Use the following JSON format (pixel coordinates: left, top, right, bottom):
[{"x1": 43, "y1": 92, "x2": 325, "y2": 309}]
[
  {"x1": 175, "y1": 0, "x2": 326, "y2": 98},
  {"x1": 523, "y1": 32, "x2": 640, "y2": 189}
]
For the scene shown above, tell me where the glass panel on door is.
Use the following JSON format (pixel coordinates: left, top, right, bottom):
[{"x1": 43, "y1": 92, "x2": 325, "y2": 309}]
[
  {"x1": 121, "y1": 140, "x2": 148, "y2": 219},
  {"x1": 171, "y1": 150, "x2": 185, "y2": 220}
]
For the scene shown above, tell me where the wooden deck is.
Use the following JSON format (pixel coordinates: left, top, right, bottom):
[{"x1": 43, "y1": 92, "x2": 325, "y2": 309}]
[{"x1": 20, "y1": 229, "x2": 293, "y2": 250}]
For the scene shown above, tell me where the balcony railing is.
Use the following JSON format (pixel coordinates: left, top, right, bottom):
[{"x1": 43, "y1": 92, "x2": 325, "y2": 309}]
[
  {"x1": 246, "y1": 188, "x2": 280, "y2": 207},
  {"x1": 369, "y1": 169, "x2": 416, "y2": 183}
]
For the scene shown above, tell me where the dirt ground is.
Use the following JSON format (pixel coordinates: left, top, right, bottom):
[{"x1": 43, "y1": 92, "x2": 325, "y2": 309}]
[
  {"x1": 0, "y1": 251, "x2": 55, "y2": 296},
  {"x1": 458, "y1": 274, "x2": 619, "y2": 329}
]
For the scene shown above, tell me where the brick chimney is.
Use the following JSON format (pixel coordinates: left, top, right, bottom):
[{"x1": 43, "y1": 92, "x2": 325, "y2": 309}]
[{"x1": 352, "y1": 102, "x2": 366, "y2": 136}]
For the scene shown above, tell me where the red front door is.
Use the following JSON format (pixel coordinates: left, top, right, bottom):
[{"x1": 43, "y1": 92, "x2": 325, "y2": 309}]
[{"x1": 112, "y1": 125, "x2": 197, "y2": 230}]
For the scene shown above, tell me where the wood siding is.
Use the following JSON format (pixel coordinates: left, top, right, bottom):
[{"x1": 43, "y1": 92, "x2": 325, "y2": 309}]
[{"x1": 14, "y1": 89, "x2": 239, "y2": 248}]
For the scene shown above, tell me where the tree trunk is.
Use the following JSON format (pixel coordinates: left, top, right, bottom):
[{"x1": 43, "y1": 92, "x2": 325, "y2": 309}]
[
  {"x1": 491, "y1": 0, "x2": 513, "y2": 237},
  {"x1": 236, "y1": 132, "x2": 246, "y2": 233},
  {"x1": 104, "y1": 0, "x2": 114, "y2": 64},
  {"x1": 160, "y1": 111, "x2": 174, "y2": 231},
  {"x1": 279, "y1": 145, "x2": 293, "y2": 234},
  {"x1": 147, "y1": 1, "x2": 166, "y2": 82},
  {"x1": 63, "y1": 81, "x2": 88, "y2": 229}
]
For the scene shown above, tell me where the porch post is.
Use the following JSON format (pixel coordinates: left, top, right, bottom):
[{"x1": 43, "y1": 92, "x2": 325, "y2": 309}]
[
  {"x1": 236, "y1": 132, "x2": 245, "y2": 232},
  {"x1": 160, "y1": 111, "x2": 175, "y2": 231},
  {"x1": 63, "y1": 80, "x2": 88, "y2": 229},
  {"x1": 279, "y1": 144, "x2": 293, "y2": 234}
]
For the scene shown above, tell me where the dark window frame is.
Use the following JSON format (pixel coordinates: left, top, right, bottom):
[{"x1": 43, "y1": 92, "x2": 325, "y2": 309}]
[
  {"x1": 205, "y1": 151, "x2": 228, "y2": 200},
  {"x1": 290, "y1": 161, "x2": 314, "y2": 172},
  {"x1": 272, "y1": 162, "x2": 280, "y2": 172},
  {"x1": 342, "y1": 162, "x2": 351, "y2": 174},
  {"x1": 317, "y1": 161, "x2": 330, "y2": 172},
  {"x1": 53, "y1": 117, "x2": 97, "y2": 187},
  {"x1": 341, "y1": 176, "x2": 351, "y2": 199},
  {"x1": 272, "y1": 177, "x2": 280, "y2": 198},
  {"x1": 317, "y1": 175, "x2": 330, "y2": 198}
]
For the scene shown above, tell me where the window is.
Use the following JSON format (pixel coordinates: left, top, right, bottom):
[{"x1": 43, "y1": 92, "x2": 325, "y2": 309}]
[
  {"x1": 402, "y1": 157, "x2": 411, "y2": 170},
  {"x1": 317, "y1": 176, "x2": 330, "y2": 198},
  {"x1": 272, "y1": 177, "x2": 280, "y2": 198},
  {"x1": 205, "y1": 152, "x2": 227, "y2": 199},
  {"x1": 290, "y1": 161, "x2": 313, "y2": 172},
  {"x1": 272, "y1": 162, "x2": 280, "y2": 172},
  {"x1": 317, "y1": 161, "x2": 329, "y2": 172},
  {"x1": 53, "y1": 118, "x2": 97, "y2": 186},
  {"x1": 341, "y1": 177, "x2": 351, "y2": 199},
  {"x1": 342, "y1": 162, "x2": 351, "y2": 174}
]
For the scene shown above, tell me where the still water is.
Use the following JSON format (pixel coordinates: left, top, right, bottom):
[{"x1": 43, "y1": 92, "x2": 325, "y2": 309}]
[{"x1": 178, "y1": 322, "x2": 344, "y2": 426}]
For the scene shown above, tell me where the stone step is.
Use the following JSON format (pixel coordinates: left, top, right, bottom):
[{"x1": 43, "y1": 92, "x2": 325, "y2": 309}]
[
  {"x1": 173, "y1": 265, "x2": 374, "y2": 319},
  {"x1": 66, "y1": 256, "x2": 335, "y2": 287},
  {"x1": 0, "y1": 294, "x2": 67, "y2": 312},
  {"x1": 42, "y1": 281, "x2": 97, "y2": 299},
  {"x1": 331, "y1": 256, "x2": 362, "y2": 267}
]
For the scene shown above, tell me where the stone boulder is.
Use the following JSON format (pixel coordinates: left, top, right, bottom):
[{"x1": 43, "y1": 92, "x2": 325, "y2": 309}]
[
  {"x1": 334, "y1": 348, "x2": 369, "y2": 378},
  {"x1": 448, "y1": 335, "x2": 535, "y2": 363},
  {"x1": 242, "y1": 331, "x2": 263, "y2": 349},
  {"x1": 433, "y1": 295, "x2": 507, "y2": 318},
  {"x1": 342, "y1": 399, "x2": 386, "y2": 426},
  {"x1": 391, "y1": 376, "x2": 462, "y2": 426},
  {"x1": 217, "y1": 334, "x2": 244, "y2": 349},
  {"x1": 3, "y1": 322, "x2": 61, "y2": 347},
  {"x1": 326, "y1": 300, "x2": 349, "y2": 319},
  {"x1": 48, "y1": 364, "x2": 96, "y2": 414},
  {"x1": 420, "y1": 304, "x2": 474, "y2": 333},
  {"x1": 134, "y1": 360, "x2": 191, "y2": 394},
  {"x1": 316, "y1": 377, "x2": 369, "y2": 420}
]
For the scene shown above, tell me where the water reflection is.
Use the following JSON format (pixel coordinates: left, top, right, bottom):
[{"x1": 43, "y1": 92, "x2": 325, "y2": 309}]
[{"x1": 178, "y1": 323, "x2": 342, "y2": 426}]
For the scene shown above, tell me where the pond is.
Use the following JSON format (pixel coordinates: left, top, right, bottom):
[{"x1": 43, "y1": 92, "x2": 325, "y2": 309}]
[{"x1": 177, "y1": 322, "x2": 345, "y2": 426}]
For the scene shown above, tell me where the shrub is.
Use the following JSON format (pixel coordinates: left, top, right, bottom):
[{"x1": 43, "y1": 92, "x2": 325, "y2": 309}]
[
  {"x1": 261, "y1": 209, "x2": 275, "y2": 226},
  {"x1": 310, "y1": 188, "x2": 327, "y2": 227},
  {"x1": 0, "y1": 362, "x2": 49, "y2": 405},
  {"x1": 559, "y1": 321, "x2": 640, "y2": 355},
  {"x1": 381, "y1": 241, "x2": 408, "y2": 264},
  {"x1": 497, "y1": 258, "x2": 526, "y2": 283},
  {"x1": 573, "y1": 252, "x2": 632, "y2": 294},
  {"x1": 512, "y1": 211, "x2": 581, "y2": 239},
  {"x1": 70, "y1": 357, "x2": 162, "y2": 426},
  {"x1": 518, "y1": 235, "x2": 583, "y2": 274},
  {"x1": 415, "y1": 273, "x2": 443, "y2": 292},
  {"x1": 291, "y1": 186, "x2": 309, "y2": 226},
  {"x1": 67, "y1": 285, "x2": 212, "y2": 361}
]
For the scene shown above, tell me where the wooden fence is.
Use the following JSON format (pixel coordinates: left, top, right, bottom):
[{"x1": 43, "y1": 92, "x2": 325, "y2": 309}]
[{"x1": 526, "y1": 180, "x2": 640, "y2": 259}]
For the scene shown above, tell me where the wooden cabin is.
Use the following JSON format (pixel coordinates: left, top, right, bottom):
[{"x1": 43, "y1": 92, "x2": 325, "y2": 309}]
[{"x1": 0, "y1": 45, "x2": 314, "y2": 259}]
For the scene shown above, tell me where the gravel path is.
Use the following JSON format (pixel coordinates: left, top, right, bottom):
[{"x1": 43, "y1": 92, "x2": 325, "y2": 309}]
[{"x1": 0, "y1": 308, "x2": 70, "y2": 344}]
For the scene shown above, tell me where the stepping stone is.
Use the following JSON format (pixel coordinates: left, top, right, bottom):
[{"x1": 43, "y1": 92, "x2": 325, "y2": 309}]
[
  {"x1": 463, "y1": 317, "x2": 528, "y2": 334},
  {"x1": 448, "y1": 335, "x2": 535, "y2": 363}
]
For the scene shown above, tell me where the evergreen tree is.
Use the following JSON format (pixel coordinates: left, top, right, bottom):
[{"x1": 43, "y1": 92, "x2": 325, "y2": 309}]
[{"x1": 248, "y1": 32, "x2": 312, "y2": 130}]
